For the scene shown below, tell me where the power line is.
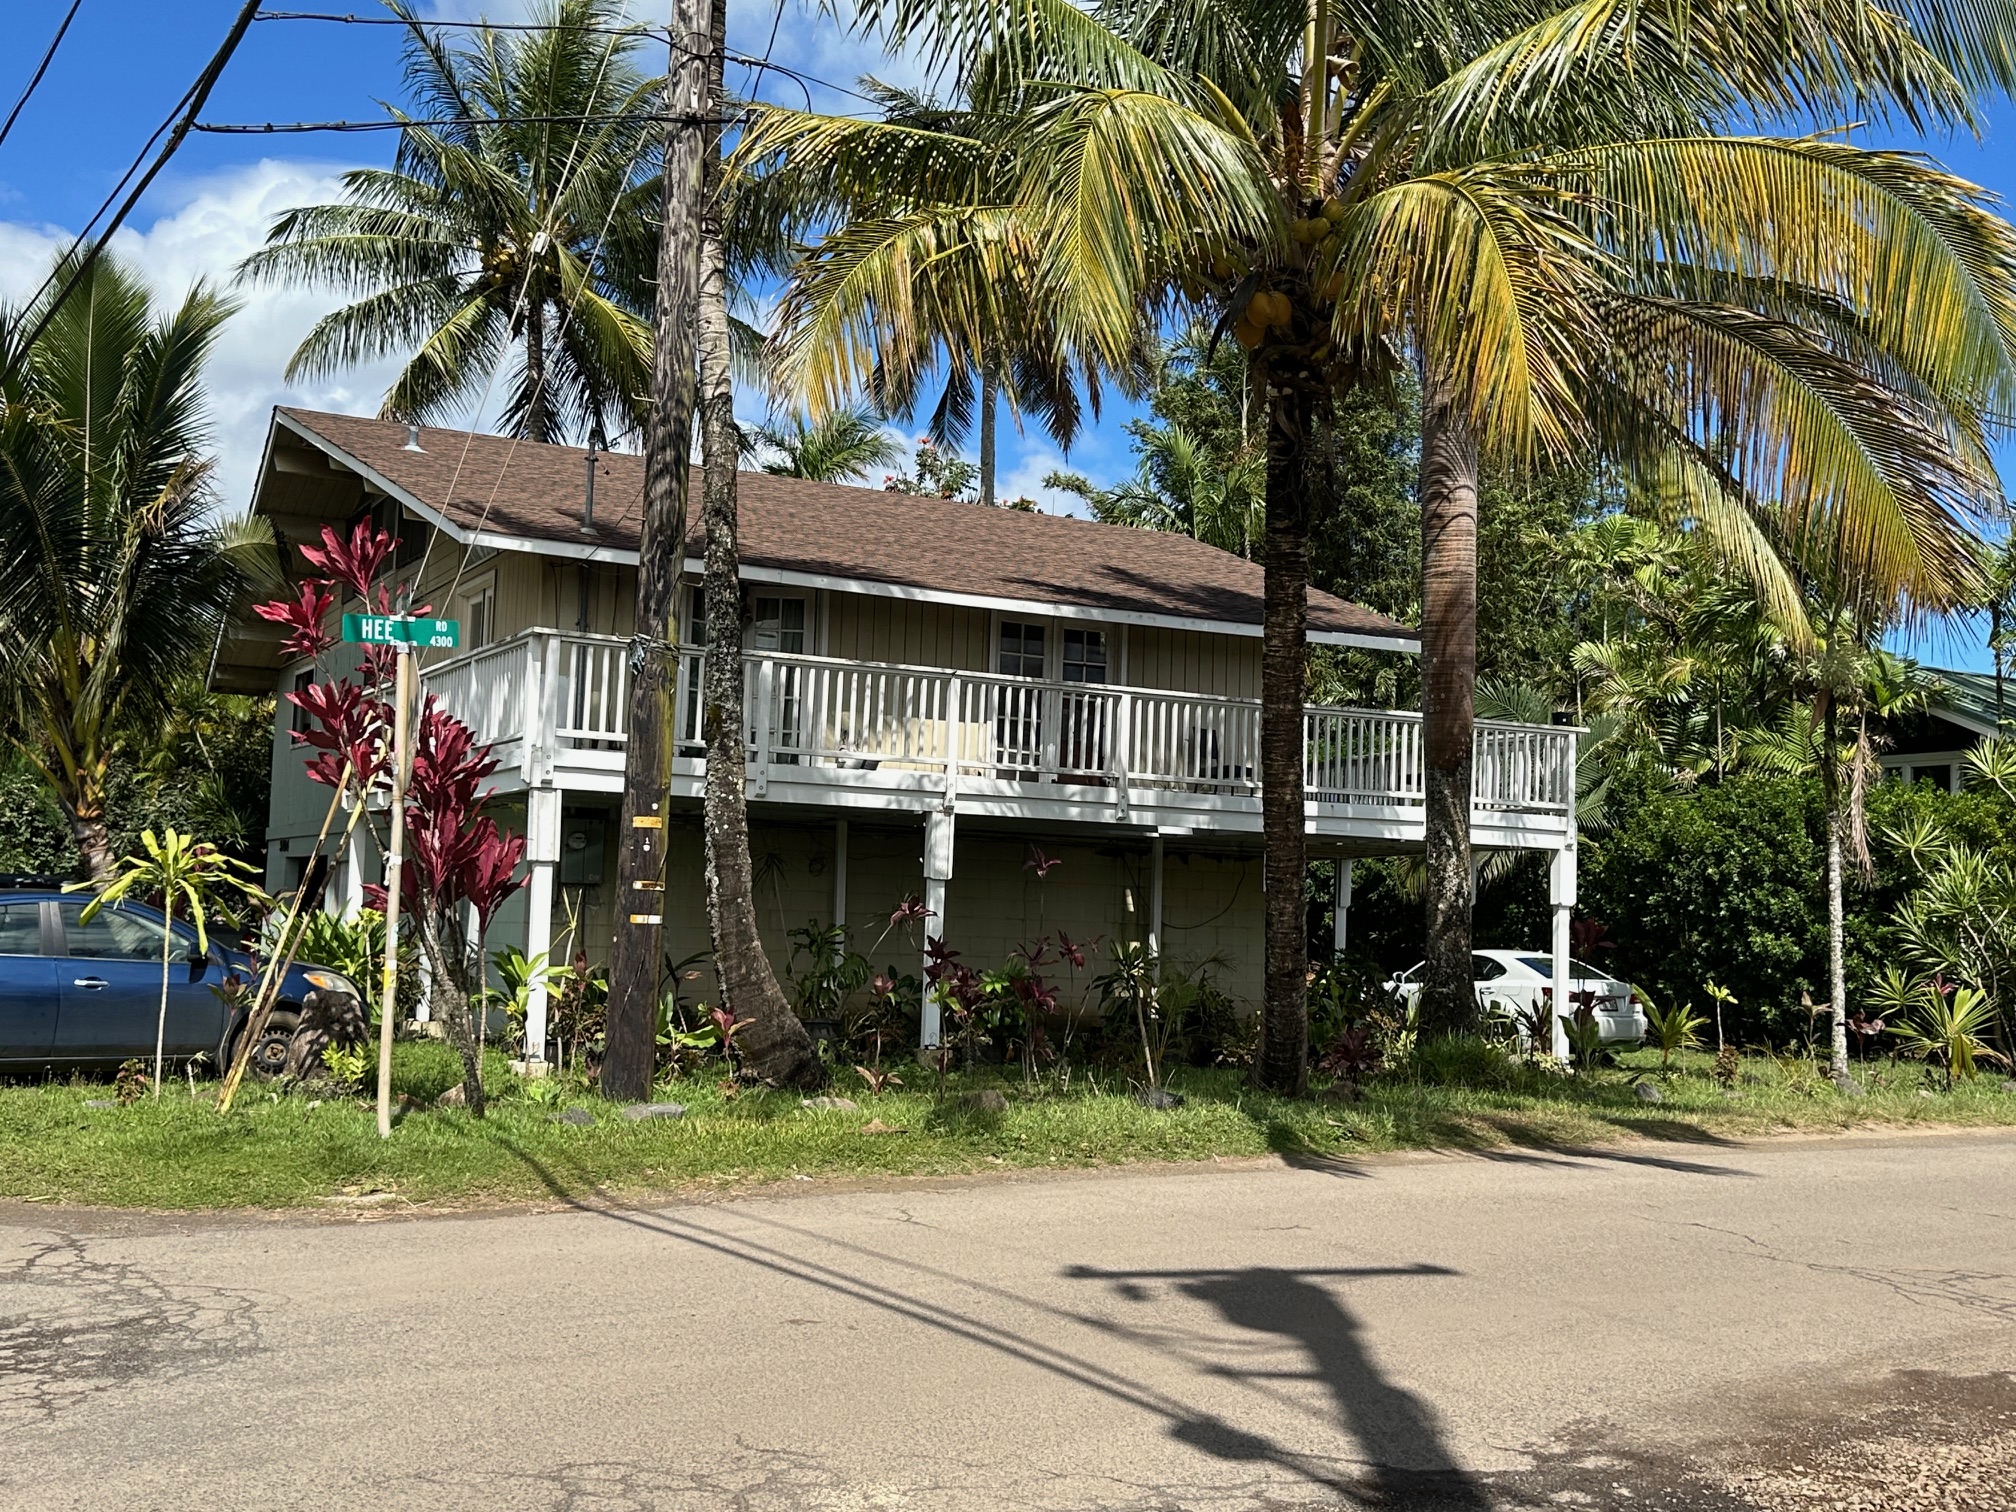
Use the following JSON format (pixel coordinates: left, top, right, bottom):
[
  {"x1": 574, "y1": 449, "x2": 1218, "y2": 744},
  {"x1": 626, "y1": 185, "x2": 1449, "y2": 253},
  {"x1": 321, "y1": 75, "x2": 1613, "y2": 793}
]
[
  {"x1": 195, "y1": 111, "x2": 735, "y2": 134},
  {"x1": 252, "y1": 7, "x2": 881, "y2": 108},
  {"x1": 1, "y1": 0, "x2": 265, "y2": 388},
  {"x1": 0, "y1": 0, "x2": 85, "y2": 153},
  {"x1": 255, "y1": 10, "x2": 666, "y2": 39}
]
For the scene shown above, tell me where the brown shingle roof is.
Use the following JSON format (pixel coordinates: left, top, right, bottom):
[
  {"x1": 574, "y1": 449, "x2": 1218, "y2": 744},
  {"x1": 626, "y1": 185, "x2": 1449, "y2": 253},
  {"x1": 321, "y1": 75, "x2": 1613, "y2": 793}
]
[{"x1": 273, "y1": 408, "x2": 1414, "y2": 644}]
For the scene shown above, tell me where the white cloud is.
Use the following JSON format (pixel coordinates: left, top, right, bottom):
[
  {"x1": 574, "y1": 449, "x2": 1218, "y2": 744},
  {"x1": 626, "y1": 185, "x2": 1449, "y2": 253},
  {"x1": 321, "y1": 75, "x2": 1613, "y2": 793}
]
[{"x1": 2, "y1": 158, "x2": 404, "y2": 516}]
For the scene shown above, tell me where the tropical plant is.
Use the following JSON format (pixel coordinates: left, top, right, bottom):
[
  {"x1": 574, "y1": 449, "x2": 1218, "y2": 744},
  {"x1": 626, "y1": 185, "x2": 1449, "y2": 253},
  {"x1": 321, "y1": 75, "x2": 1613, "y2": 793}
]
[
  {"x1": 1314, "y1": 1023, "x2": 1382, "y2": 1096},
  {"x1": 490, "y1": 945, "x2": 570, "y2": 1057},
  {"x1": 753, "y1": 407, "x2": 905, "y2": 483},
  {"x1": 1889, "y1": 983, "x2": 2008, "y2": 1088},
  {"x1": 0, "y1": 254, "x2": 277, "y2": 880},
  {"x1": 1643, "y1": 998, "x2": 1707, "y2": 1073},
  {"x1": 73, "y1": 827, "x2": 267, "y2": 1097},
  {"x1": 239, "y1": 0, "x2": 662, "y2": 443},
  {"x1": 1704, "y1": 981, "x2": 1738, "y2": 1055},
  {"x1": 745, "y1": 0, "x2": 2016, "y2": 1093}
]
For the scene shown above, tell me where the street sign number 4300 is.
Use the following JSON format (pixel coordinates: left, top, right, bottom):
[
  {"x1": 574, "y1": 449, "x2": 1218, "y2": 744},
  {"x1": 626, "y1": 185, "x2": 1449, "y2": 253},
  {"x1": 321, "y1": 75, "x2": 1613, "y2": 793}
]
[{"x1": 340, "y1": 614, "x2": 460, "y2": 649}]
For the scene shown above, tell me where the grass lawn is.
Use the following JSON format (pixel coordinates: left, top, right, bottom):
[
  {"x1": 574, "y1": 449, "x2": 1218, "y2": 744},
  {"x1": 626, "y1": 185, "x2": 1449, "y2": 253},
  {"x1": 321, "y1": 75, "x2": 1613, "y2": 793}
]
[{"x1": 3, "y1": 1040, "x2": 2012, "y2": 1210}]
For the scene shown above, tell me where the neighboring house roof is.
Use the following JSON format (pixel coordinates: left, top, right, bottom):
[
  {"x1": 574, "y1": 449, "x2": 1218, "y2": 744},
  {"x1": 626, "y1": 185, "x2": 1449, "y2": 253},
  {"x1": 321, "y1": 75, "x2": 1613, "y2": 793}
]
[
  {"x1": 262, "y1": 407, "x2": 1418, "y2": 651},
  {"x1": 1923, "y1": 667, "x2": 2005, "y2": 739}
]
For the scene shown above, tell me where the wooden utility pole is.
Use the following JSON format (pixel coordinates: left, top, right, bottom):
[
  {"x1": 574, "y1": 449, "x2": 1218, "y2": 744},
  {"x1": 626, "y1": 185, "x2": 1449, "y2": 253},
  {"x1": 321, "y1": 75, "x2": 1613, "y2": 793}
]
[
  {"x1": 375, "y1": 646, "x2": 414, "y2": 1137},
  {"x1": 602, "y1": 0, "x2": 715, "y2": 1101}
]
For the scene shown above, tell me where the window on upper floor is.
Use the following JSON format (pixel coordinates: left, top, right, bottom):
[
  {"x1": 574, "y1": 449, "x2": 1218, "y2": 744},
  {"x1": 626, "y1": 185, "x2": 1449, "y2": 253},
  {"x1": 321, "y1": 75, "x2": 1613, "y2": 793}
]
[
  {"x1": 751, "y1": 595, "x2": 806, "y2": 655},
  {"x1": 290, "y1": 670, "x2": 314, "y2": 734},
  {"x1": 461, "y1": 576, "x2": 496, "y2": 649},
  {"x1": 998, "y1": 620, "x2": 1046, "y2": 679},
  {"x1": 1061, "y1": 627, "x2": 1108, "y2": 684}
]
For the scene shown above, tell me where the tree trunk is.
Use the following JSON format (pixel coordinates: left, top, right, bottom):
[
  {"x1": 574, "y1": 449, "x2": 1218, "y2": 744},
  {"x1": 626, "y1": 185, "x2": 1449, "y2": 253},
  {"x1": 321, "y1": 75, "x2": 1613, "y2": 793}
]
[
  {"x1": 1824, "y1": 701, "x2": 1850, "y2": 1083},
  {"x1": 1256, "y1": 377, "x2": 1313, "y2": 1097},
  {"x1": 418, "y1": 904, "x2": 485, "y2": 1114},
  {"x1": 696, "y1": 6, "x2": 819, "y2": 1089},
  {"x1": 63, "y1": 786, "x2": 115, "y2": 882},
  {"x1": 1418, "y1": 374, "x2": 1480, "y2": 1040},
  {"x1": 602, "y1": 0, "x2": 715, "y2": 1103},
  {"x1": 979, "y1": 364, "x2": 997, "y2": 508},
  {"x1": 524, "y1": 297, "x2": 550, "y2": 442}
]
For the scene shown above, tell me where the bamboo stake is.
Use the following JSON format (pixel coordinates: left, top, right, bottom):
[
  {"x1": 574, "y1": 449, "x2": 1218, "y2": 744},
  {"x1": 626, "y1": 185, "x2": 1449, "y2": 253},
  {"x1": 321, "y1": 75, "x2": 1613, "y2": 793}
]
[{"x1": 217, "y1": 763, "x2": 350, "y2": 1114}]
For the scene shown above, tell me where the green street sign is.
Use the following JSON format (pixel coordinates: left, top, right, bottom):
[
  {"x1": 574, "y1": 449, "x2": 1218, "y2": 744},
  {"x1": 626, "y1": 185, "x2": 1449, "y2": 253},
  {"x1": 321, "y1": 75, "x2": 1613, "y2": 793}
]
[{"x1": 340, "y1": 613, "x2": 461, "y2": 649}]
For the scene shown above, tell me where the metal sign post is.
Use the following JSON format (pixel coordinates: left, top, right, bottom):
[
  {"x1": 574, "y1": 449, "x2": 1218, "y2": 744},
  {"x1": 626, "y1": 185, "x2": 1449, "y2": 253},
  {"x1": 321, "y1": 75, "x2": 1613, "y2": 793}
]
[
  {"x1": 375, "y1": 642, "x2": 414, "y2": 1138},
  {"x1": 337, "y1": 616, "x2": 454, "y2": 1138}
]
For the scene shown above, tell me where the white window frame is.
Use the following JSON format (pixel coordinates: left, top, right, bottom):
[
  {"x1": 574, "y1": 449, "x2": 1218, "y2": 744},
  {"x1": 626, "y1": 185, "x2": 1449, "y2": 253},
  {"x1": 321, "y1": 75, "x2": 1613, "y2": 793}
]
[
  {"x1": 988, "y1": 611, "x2": 1124, "y2": 683},
  {"x1": 1878, "y1": 752, "x2": 1969, "y2": 794},
  {"x1": 459, "y1": 571, "x2": 497, "y2": 650}
]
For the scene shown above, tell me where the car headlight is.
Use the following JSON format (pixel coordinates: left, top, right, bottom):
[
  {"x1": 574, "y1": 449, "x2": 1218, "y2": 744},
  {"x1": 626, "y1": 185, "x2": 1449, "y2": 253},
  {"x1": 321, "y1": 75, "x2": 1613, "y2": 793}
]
[{"x1": 303, "y1": 970, "x2": 362, "y2": 999}]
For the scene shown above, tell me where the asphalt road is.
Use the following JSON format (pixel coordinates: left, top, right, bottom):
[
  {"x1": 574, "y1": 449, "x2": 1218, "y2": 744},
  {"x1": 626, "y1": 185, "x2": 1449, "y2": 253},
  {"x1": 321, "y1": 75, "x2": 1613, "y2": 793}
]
[{"x1": 2, "y1": 1130, "x2": 2012, "y2": 1510}]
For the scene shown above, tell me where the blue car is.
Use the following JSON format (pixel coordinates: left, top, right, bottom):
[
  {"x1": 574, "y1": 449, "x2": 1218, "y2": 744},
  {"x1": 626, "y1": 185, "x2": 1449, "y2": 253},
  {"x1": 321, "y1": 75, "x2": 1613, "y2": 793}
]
[{"x1": 0, "y1": 884, "x2": 364, "y2": 1076}]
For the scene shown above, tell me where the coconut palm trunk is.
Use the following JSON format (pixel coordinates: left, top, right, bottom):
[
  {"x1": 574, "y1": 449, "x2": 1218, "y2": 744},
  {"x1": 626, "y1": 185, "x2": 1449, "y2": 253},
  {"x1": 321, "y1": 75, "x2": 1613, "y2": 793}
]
[
  {"x1": 695, "y1": 2, "x2": 819, "y2": 1088},
  {"x1": 1822, "y1": 699, "x2": 1850, "y2": 1082},
  {"x1": 1418, "y1": 374, "x2": 1481, "y2": 1039},
  {"x1": 978, "y1": 364, "x2": 998, "y2": 507},
  {"x1": 602, "y1": 0, "x2": 713, "y2": 1102},
  {"x1": 1256, "y1": 378, "x2": 1313, "y2": 1096}
]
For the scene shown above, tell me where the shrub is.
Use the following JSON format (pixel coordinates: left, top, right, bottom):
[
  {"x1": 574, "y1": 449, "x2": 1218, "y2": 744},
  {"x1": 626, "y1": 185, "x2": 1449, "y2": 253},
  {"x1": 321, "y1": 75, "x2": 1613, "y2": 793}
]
[
  {"x1": 1582, "y1": 775, "x2": 1825, "y2": 1041},
  {"x1": 1411, "y1": 1033, "x2": 1517, "y2": 1089}
]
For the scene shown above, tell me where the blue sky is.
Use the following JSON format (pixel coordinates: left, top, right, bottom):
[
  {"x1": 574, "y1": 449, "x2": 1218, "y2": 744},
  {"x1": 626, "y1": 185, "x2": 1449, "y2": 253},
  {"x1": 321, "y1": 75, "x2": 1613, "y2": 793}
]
[{"x1": 2, "y1": 0, "x2": 2009, "y2": 668}]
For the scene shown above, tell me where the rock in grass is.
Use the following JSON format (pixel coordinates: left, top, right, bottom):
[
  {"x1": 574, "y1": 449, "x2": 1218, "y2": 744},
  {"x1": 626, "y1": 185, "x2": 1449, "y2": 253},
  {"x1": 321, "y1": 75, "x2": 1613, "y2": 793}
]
[
  {"x1": 801, "y1": 1095, "x2": 859, "y2": 1112},
  {"x1": 82, "y1": 1099, "x2": 116, "y2": 1110},
  {"x1": 621, "y1": 1101, "x2": 687, "y2": 1121},
  {"x1": 1632, "y1": 1080, "x2": 1663, "y2": 1104},
  {"x1": 1135, "y1": 1087, "x2": 1185, "y2": 1110},
  {"x1": 435, "y1": 1084, "x2": 465, "y2": 1108},
  {"x1": 961, "y1": 1088, "x2": 1009, "y2": 1114},
  {"x1": 550, "y1": 1106, "x2": 595, "y2": 1126},
  {"x1": 2000, "y1": 1079, "x2": 2016, "y2": 1095},
  {"x1": 1831, "y1": 1072, "x2": 1866, "y2": 1098}
]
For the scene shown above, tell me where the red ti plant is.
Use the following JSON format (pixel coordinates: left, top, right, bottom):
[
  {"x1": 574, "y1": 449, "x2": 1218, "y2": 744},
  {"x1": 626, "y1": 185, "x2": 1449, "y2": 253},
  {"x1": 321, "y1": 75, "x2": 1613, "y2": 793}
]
[
  {"x1": 366, "y1": 699, "x2": 521, "y2": 1114},
  {"x1": 255, "y1": 521, "x2": 517, "y2": 1114}
]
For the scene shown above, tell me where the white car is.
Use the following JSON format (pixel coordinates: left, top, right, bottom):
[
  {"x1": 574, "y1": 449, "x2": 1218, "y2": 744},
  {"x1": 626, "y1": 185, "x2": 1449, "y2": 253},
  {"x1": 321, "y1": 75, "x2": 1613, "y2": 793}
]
[{"x1": 1384, "y1": 950, "x2": 1647, "y2": 1043}]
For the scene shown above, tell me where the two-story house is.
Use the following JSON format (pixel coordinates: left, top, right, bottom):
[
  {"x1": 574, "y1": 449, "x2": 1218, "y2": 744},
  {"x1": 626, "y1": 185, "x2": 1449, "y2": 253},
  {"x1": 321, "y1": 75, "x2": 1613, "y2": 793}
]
[{"x1": 214, "y1": 408, "x2": 1581, "y2": 1062}]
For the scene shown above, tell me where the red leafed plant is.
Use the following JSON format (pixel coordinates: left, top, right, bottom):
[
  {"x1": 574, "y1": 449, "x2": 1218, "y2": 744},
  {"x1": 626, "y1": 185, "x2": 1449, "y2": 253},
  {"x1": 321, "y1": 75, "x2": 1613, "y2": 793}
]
[
  {"x1": 253, "y1": 526, "x2": 518, "y2": 1115},
  {"x1": 253, "y1": 580, "x2": 339, "y2": 660},
  {"x1": 299, "y1": 519, "x2": 396, "y2": 601}
]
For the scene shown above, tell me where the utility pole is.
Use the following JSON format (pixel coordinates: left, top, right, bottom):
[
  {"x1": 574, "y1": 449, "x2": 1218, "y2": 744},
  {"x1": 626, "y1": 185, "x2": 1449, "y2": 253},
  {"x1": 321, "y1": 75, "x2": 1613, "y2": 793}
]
[
  {"x1": 602, "y1": 0, "x2": 715, "y2": 1101},
  {"x1": 375, "y1": 644, "x2": 414, "y2": 1137}
]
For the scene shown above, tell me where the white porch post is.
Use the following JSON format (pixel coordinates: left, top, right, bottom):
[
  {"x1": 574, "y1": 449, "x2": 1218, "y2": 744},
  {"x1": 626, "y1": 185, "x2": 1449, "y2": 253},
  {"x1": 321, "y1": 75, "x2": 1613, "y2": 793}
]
[
  {"x1": 832, "y1": 818, "x2": 849, "y2": 950},
  {"x1": 1332, "y1": 858, "x2": 1353, "y2": 957},
  {"x1": 1548, "y1": 842, "x2": 1576, "y2": 1062},
  {"x1": 920, "y1": 809, "x2": 955, "y2": 1047},
  {"x1": 338, "y1": 821, "x2": 366, "y2": 918},
  {"x1": 521, "y1": 786, "x2": 562, "y2": 1072},
  {"x1": 1147, "y1": 833, "x2": 1165, "y2": 963}
]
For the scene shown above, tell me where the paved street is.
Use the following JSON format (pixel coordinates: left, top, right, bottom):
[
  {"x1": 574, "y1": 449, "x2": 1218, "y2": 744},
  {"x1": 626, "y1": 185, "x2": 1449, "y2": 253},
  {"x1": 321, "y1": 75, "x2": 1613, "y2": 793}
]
[{"x1": 2, "y1": 1130, "x2": 2012, "y2": 1510}]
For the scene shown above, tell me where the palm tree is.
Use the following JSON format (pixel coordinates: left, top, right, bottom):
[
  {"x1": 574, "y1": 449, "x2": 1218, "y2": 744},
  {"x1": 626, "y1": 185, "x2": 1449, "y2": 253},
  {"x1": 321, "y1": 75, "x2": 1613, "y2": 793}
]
[
  {"x1": 745, "y1": 0, "x2": 2016, "y2": 1088},
  {"x1": 239, "y1": 0, "x2": 661, "y2": 444},
  {"x1": 754, "y1": 407, "x2": 905, "y2": 482},
  {"x1": 74, "y1": 827, "x2": 266, "y2": 1097},
  {"x1": 0, "y1": 255, "x2": 277, "y2": 881}
]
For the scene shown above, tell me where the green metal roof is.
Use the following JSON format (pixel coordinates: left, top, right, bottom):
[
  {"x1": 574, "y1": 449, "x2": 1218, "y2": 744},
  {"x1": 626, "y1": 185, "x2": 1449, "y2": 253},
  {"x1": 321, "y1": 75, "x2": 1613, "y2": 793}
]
[{"x1": 1925, "y1": 667, "x2": 2006, "y2": 736}]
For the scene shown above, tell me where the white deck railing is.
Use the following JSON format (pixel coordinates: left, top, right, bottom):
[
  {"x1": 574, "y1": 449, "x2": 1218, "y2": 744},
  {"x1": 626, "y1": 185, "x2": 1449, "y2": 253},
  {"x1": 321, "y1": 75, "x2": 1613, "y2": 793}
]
[{"x1": 423, "y1": 630, "x2": 1574, "y2": 816}]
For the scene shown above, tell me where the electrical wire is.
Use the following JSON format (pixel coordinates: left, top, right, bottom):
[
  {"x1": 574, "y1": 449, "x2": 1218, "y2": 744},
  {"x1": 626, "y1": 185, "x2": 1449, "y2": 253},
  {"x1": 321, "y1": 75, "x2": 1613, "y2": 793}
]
[
  {"x1": 0, "y1": 0, "x2": 263, "y2": 389},
  {"x1": 195, "y1": 111, "x2": 731, "y2": 133},
  {"x1": 0, "y1": 0, "x2": 86, "y2": 153}
]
